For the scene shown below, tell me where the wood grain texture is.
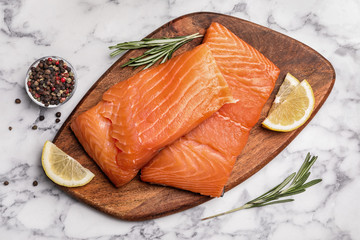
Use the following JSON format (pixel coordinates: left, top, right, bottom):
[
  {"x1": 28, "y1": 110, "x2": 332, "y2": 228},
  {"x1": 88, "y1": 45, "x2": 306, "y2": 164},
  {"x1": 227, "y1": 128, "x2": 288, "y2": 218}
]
[{"x1": 53, "y1": 12, "x2": 335, "y2": 221}]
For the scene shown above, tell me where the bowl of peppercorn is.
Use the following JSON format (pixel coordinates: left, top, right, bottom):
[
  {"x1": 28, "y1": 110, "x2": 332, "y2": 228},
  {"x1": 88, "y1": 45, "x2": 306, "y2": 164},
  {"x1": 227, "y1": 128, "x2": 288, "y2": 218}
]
[{"x1": 25, "y1": 56, "x2": 77, "y2": 108}]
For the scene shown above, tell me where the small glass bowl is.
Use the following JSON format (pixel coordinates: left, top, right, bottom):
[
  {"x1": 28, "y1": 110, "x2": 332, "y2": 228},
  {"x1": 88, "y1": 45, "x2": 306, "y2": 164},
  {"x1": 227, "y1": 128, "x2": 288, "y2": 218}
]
[{"x1": 25, "y1": 56, "x2": 77, "y2": 108}]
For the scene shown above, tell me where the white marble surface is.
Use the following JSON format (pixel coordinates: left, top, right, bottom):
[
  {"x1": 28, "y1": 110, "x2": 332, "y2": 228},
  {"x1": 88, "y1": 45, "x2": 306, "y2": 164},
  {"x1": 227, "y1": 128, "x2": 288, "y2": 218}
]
[{"x1": 1, "y1": 0, "x2": 359, "y2": 239}]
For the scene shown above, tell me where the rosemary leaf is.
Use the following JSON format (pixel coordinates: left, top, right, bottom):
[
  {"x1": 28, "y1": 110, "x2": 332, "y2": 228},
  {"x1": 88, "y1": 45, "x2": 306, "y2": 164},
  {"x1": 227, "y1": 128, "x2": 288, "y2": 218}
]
[
  {"x1": 297, "y1": 179, "x2": 323, "y2": 190},
  {"x1": 201, "y1": 153, "x2": 322, "y2": 221},
  {"x1": 250, "y1": 173, "x2": 295, "y2": 204},
  {"x1": 278, "y1": 189, "x2": 306, "y2": 198},
  {"x1": 253, "y1": 199, "x2": 295, "y2": 208},
  {"x1": 291, "y1": 171, "x2": 311, "y2": 190},
  {"x1": 109, "y1": 33, "x2": 203, "y2": 69}
]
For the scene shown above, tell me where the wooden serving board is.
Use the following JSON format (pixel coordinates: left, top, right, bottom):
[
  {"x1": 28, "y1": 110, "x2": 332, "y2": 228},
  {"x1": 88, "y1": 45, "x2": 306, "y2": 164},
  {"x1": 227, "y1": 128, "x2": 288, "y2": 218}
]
[{"x1": 53, "y1": 12, "x2": 335, "y2": 221}]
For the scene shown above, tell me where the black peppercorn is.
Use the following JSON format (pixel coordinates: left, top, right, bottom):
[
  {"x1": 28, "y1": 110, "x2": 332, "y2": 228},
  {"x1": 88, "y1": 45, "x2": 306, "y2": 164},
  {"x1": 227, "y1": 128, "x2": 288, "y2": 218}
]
[
  {"x1": 27, "y1": 58, "x2": 75, "y2": 106},
  {"x1": 39, "y1": 116, "x2": 45, "y2": 121},
  {"x1": 15, "y1": 98, "x2": 21, "y2": 104},
  {"x1": 55, "y1": 118, "x2": 60, "y2": 123},
  {"x1": 33, "y1": 181, "x2": 38, "y2": 186},
  {"x1": 32, "y1": 125, "x2": 38, "y2": 130}
]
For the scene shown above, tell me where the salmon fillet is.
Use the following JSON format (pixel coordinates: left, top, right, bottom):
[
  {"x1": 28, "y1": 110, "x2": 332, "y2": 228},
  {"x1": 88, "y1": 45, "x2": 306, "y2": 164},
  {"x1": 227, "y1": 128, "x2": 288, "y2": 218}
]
[
  {"x1": 70, "y1": 102, "x2": 136, "y2": 187},
  {"x1": 141, "y1": 22, "x2": 280, "y2": 197},
  {"x1": 71, "y1": 43, "x2": 234, "y2": 187}
]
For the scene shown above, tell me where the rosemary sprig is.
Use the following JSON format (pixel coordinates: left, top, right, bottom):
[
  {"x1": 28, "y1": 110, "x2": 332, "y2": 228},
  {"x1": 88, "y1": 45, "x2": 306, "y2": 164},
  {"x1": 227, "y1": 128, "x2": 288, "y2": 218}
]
[
  {"x1": 109, "y1": 33, "x2": 203, "y2": 69},
  {"x1": 202, "y1": 153, "x2": 322, "y2": 221}
]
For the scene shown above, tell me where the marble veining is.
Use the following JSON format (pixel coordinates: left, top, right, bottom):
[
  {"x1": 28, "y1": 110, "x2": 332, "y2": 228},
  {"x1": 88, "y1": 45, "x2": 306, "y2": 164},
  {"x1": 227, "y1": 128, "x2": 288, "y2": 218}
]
[{"x1": 1, "y1": 0, "x2": 359, "y2": 239}]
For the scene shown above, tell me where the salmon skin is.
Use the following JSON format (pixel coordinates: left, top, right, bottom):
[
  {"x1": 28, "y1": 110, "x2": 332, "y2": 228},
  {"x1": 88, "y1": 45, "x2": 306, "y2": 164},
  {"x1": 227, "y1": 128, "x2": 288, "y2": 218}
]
[
  {"x1": 71, "y1": 43, "x2": 234, "y2": 187},
  {"x1": 141, "y1": 22, "x2": 280, "y2": 197}
]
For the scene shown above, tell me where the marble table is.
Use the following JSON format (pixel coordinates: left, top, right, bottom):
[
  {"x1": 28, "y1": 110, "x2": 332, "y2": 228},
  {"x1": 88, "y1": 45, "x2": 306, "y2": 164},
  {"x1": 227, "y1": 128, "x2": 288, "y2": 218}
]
[{"x1": 1, "y1": 0, "x2": 359, "y2": 239}]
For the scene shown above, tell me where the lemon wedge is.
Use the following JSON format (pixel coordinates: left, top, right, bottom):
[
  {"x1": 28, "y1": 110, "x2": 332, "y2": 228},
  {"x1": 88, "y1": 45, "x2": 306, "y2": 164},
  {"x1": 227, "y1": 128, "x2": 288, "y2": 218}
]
[
  {"x1": 262, "y1": 79, "x2": 315, "y2": 132},
  {"x1": 268, "y1": 73, "x2": 300, "y2": 115},
  {"x1": 42, "y1": 141, "x2": 94, "y2": 187}
]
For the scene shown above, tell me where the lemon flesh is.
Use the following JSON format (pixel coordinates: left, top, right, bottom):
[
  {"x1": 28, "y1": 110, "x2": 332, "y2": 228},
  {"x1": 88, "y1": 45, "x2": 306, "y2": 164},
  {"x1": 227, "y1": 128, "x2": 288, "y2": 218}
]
[
  {"x1": 268, "y1": 73, "x2": 300, "y2": 115},
  {"x1": 262, "y1": 80, "x2": 315, "y2": 132},
  {"x1": 42, "y1": 141, "x2": 94, "y2": 187}
]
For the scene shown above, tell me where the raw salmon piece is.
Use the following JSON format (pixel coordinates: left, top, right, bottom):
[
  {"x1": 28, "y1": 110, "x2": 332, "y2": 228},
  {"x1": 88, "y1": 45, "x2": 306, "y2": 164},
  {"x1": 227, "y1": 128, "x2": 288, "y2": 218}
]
[
  {"x1": 71, "y1": 102, "x2": 137, "y2": 187},
  {"x1": 71, "y1": 43, "x2": 234, "y2": 187},
  {"x1": 101, "y1": 44, "x2": 233, "y2": 170},
  {"x1": 141, "y1": 22, "x2": 280, "y2": 197},
  {"x1": 141, "y1": 113, "x2": 250, "y2": 197}
]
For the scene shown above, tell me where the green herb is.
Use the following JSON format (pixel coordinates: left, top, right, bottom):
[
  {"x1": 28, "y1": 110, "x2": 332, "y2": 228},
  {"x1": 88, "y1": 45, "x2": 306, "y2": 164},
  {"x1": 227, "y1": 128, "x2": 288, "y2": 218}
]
[
  {"x1": 202, "y1": 153, "x2": 322, "y2": 221},
  {"x1": 109, "y1": 33, "x2": 203, "y2": 69}
]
